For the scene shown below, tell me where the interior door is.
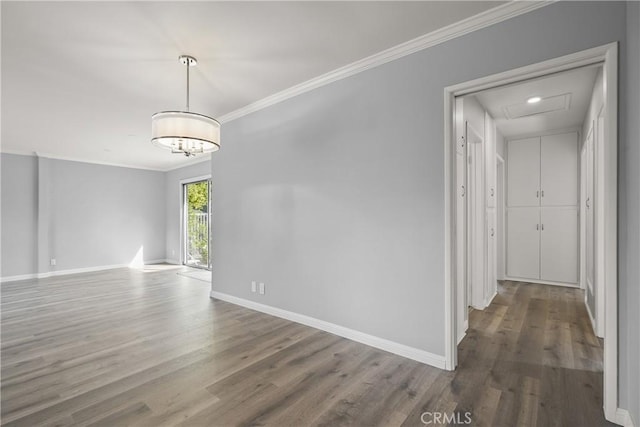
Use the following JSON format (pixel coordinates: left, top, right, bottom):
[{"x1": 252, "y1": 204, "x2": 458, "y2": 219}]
[
  {"x1": 507, "y1": 137, "x2": 540, "y2": 207},
  {"x1": 541, "y1": 132, "x2": 578, "y2": 206},
  {"x1": 455, "y1": 119, "x2": 467, "y2": 339},
  {"x1": 540, "y1": 207, "x2": 579, "y2": 284},
  {"x1": 585, "y1": 129, "x2": 595, "y2": 294},
  {"x1": 506, "y1": 207, "x2": 540, "y2": 280}
]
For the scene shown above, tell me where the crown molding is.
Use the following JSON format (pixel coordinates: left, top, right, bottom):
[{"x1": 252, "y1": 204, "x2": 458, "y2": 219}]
[
  {"x1": 218, "y1": 1, "x2": 551, "y2": 124},
  {"x1": 1, "y1": 149, "x2": 210, "y2": 172}
]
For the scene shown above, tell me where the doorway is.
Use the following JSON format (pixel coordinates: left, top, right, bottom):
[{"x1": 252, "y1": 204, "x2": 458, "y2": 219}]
[
  {"x1": 183, "y1": 179, "x2": 212, "y2": 270},
  {"x1": 444, "y1": 43, "x2": 618, "y2": 422}
]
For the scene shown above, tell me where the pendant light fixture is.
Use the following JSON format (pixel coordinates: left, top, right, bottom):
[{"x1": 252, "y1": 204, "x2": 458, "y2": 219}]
[{"x1": 151, "y1": 55, "x2": 220, "y2": 156}]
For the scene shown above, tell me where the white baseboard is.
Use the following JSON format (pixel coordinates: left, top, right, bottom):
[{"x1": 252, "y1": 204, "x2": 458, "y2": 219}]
[
  {"x1": 584, "y1": 294, "x2": 598, "y2": 335},
  {"x1": 504, "y1": 276, "x2": 579, "y2": 288},
  {"x1": 0, "y1": 259, "x2": 172, "y2": 283},
  {"x1": 616, "y1": 408, "x2": 636, "y2": 427},
  {"x1": 0, "y1": 272, "x2": 39, "y2": 282},
  {"x1": 209, "y1": 290, "x2": 446, "y2": 369},
  {"x1": 484, "y1": 290, "x2": 498, "y2": 309}
]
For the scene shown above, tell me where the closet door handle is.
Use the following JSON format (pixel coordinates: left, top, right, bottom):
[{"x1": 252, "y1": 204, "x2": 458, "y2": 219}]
[
  {"x1": 490, "y1": 228, "x2": 495, "y2": 237},
  {"x1": 536, "y1": 191, "x2": 539, "y2": 198},
  {"x1": 541, "y1": 190, "x2": 545, "y2": 197},
  {"x1": 461, "y1": 185, "x2": 465, "y2": 197},
  {"x1": 541, "y1": 224, "x2": 544, "y2": 231},
  {"x1": 536, "y1": 224, "x2": 539, "y2": 231},
  {"x1": 586, "y1": 197, "x2": 590, "y2": 208}
]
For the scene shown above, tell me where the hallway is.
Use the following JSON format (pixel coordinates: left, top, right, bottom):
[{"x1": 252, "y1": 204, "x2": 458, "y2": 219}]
[{"x1": 451, "y1": 281, "x2": 612, "y2": 426}]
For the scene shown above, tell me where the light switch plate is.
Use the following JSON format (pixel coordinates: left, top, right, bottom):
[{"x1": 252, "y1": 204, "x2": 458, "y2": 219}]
[{"x1": 259, "y1": 282, "x2": 265, "y2": 295}]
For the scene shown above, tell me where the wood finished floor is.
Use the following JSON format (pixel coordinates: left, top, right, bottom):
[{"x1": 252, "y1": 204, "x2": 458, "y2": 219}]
[{"x1": 1, "y1": 268, "x2": 612, "y2": 426}]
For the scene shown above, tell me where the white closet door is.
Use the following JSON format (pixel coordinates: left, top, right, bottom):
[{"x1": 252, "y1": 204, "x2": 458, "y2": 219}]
[
  {"x1": 540, "y1": 207, "x2": 579, "y2": 284},
  {"x1": 540, "y1": 132, "x2": 578, "y2": 206},
  {"x1": 506, "y1": 207, "x2": 540, "y2": 280},
  {"x1": 507, "y1": 137, "x2": 540, "y2": 207}
]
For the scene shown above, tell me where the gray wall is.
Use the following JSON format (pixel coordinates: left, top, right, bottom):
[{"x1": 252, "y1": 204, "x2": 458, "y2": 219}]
[
  {"x1": 1, "y1": 154, "x2": 38, "y2": 277},
  {"x1": 211, "y1": 1, "x2": 629, "y2": 364},
  {"x1": 621, "y1": 0, "x2": 640, "y2": 421},
  {"x1": 1, "y1": 154, "x2": 166, "y2": 277},
  {"x1": 164, "y1": 160, "x2": 212, "y2": 264}
]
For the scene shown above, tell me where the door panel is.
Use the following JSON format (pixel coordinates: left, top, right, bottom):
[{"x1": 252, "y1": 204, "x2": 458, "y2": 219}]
[
  {"x1": 506, "y1": 207, "x2": 540, "y2": 280},
  {"x1": 541, "y1": 132, "x2": 578, "y2": 206},
  {"x1": 540, "y1": 207, "x2": 578, "y2": 284},
  {"x1": 507, "y1": 137, "x2": 540, "y2": 207}
]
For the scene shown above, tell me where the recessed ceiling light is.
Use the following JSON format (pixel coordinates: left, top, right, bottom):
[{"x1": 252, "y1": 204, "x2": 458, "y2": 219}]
[{"x1": 527, "y1": 96, "x2": 542, "y2": 104}]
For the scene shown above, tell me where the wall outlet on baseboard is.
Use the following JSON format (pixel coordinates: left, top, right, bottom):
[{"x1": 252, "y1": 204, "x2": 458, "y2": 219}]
[
  {"x1": 251, "y1": 281, "x2": 257, "y2": 293},
  {"x1": 50, "y1": 258, "x2": 56, "y2": 266},
  {"x1": 258, "y1": 282, "x2": 265, "y2": 295}
]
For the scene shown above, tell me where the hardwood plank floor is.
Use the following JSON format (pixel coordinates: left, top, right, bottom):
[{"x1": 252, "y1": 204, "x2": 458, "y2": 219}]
[{"x1": 1, "y1": 268, "x2": 613, "y2": 426}]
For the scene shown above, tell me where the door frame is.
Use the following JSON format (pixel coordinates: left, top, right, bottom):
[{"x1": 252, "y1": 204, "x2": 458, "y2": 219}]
[
  {"x1": 496, "y1": 154, "x2": 505, "y2": 281},
  {"x1": 443, "y1": 43, "x2": 618, "y2": 421},
  {"x1": 180, "y1": 174, "x2": 212, "y2": 270}
]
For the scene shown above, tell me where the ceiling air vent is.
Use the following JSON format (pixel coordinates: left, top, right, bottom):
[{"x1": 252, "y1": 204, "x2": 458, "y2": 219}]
[{"x1": 503, "y1": 93, "x2": 572, "y2": 120}]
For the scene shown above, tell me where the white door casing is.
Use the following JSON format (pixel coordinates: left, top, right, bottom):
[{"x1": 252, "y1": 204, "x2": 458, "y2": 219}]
[{"x1": 444, "y1": 45, "x2": 617, "y2": 422}]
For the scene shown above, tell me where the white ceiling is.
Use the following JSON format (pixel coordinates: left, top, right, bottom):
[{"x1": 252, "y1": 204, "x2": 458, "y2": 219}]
[
  {"x1": 474, "y1": 65, "x2": 600, "y2": 138},
  {"x1": 1, "y1": 1, "x2": 504, "y2": 171}
]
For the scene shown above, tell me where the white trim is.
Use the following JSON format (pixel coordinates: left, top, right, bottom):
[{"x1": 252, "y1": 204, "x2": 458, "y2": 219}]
[
  {"x1": 210, "y1": 290, "x2": 446, "y2": 369},
  {"x1": 0, "y1": 272, "x2": 39, "y2": 283},
  {"x1": 179, "y1": 175, "x2": 213, "y2": 267},
  {"x1": 444, "y1": 43, "x2": 618, "y2": 423},
  {"x1": 601, "y1": 42, "x2": 618, "y2": 423},
  {"x1": 444, "y1": 91, "x2": 455, "y2": 370},
  {"x1": 0, "y1": 259, "x2": 172, "y2": 283},
  {"x1": 179, "y1": 174, "x2": 212, "y2": 185},
  {"x1": 585, "y1": 293, "x2": 597, "y2": 335},
  {"x1": 503, "y1": 276, "x2": 579, "y2": 288},
  {"x1": 615, "y1": 408, "x2": 636, "y2": 427},
  {"x1": 484, "y1": 290, "x2": 498, "y2": 310},
  {"x1": 217, "y1": 1, "x2": 549, "y2": 124},
  {"x1": 1, "y1": 150, "x2": 212, "y2": 173},
  {"x1": 505, "y1": 126, "x2": 583, "y2": 143}
]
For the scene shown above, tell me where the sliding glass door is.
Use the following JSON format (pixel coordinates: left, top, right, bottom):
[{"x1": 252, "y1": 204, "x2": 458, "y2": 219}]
[{"x1": 183, "y1": 179, "x2": 211, "y2": 270}]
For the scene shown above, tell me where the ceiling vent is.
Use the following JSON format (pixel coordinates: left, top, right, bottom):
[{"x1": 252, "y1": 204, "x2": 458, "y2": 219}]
[{"x1": 503, "y1": 93, "x2": 572, "y2": 120}]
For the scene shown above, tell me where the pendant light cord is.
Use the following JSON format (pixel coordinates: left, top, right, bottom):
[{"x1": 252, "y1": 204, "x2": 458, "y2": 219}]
[{"x1": 185, "y1": 60, "x2": 190, "y2": 112}]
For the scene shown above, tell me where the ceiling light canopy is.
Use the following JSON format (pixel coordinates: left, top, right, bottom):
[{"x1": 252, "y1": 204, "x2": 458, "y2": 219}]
[
  {"x1": 152, "y1": 55, "x2": 220, "y2": 157},
  {"x1": 527, "y1": 96, "x2": 542, "y2": 104}
]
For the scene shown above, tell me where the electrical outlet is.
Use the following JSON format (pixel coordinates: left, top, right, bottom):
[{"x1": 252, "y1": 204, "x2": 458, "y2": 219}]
[
  {"x1": 251, "y1": 281, "x2": 257, "y2": 293},
  {"x1": 50, "y1": 258, "x2": 56, "y2": 266},
  {"x1": 259, "y1": 282, "x2": 265, "y2": 295}
]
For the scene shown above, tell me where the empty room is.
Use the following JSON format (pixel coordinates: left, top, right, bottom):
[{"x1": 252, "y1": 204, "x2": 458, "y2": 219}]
[{"x1": 1, "y1": 1, "x2": 638, "y2": 426}]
